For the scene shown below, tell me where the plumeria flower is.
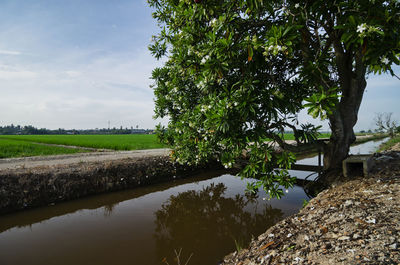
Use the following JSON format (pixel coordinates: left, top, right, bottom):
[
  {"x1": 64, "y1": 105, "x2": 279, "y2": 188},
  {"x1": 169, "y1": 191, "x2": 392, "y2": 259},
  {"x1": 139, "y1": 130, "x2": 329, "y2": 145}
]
[
  {"x1": 381, "y1": 57, "x2": 389, "y2": 65},
  {"x1": 357, "y1": 23, "x2": 367, "y2": 33}
]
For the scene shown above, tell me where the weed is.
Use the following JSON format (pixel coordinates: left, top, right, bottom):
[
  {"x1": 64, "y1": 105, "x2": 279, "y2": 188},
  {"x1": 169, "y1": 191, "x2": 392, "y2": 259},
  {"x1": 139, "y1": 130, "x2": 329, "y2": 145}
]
[{"x1": 162, "y1": 248, "x2": 193, "y2": 265}]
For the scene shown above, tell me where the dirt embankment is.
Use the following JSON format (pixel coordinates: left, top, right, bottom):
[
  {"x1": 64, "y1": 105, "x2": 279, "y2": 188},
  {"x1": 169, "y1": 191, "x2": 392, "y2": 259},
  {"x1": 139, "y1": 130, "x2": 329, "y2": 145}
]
[
  {"x1": 0, "y1": 149, "x2": 222, "y2": 215},
  {"x1": 222, "y1": 149, "x2": 400, "y2": 264},
  {"x1": 0, "y1": 148, "x2": 171, "y2": 170}
]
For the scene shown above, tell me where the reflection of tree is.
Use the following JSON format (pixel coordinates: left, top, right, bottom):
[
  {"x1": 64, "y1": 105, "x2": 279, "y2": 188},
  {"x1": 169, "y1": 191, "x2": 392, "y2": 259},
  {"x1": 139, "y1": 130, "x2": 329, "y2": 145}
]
[
  {"x1": 154, "y1": 183, "x2": 283, "y2": 265},
  {"x1": 103, "y1": 203, "x2": 116, "y2": 217}
]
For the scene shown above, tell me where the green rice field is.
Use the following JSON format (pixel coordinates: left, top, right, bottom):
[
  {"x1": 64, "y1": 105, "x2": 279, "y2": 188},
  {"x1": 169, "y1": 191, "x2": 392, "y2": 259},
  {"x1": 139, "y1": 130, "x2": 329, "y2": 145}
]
[
  {"x1": 0, "y1": 134, "x2": 165, "y2": 152},
  {"x1": 0, "y1": 138, "x2": 89, "y2": 158},
  {"x1": 0, "y1": 133, "x2": 333, "y2": 159}
]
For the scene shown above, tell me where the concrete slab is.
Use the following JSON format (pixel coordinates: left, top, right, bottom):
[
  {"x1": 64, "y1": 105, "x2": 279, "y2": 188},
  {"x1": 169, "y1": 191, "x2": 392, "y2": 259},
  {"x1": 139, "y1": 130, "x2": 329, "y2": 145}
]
[{"x1": 342, "y1": 154, "x2": 374, "y2": 178}]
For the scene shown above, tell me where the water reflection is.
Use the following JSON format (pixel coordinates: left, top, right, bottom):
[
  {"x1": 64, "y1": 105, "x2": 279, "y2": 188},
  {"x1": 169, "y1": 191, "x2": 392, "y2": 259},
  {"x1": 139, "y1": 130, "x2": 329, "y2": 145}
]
[{"x1": 154, "y1": 183, "x2": 283, "y2": 265}]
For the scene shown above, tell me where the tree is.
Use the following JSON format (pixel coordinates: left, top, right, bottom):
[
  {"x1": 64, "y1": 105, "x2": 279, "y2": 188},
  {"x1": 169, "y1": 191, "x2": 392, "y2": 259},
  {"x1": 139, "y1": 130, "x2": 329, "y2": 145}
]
[
  {"x1": 375, "y1": 112, "x2": 398, "y2": 137},
  {"x1": 149, "y1": 0, "x2": 400, "y2": 197}
]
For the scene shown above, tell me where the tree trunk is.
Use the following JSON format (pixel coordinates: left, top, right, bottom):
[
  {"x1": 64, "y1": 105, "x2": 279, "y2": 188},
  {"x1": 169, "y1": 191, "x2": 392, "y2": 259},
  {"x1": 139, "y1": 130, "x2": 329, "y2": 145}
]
[{"x1": 322, "y1": 49, "x2": 367, "y2": 177}]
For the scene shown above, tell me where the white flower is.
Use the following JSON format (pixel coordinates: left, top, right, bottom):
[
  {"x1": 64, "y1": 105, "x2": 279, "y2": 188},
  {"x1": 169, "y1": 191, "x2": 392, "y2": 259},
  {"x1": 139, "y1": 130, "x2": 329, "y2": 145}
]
[
  {"x1": 381, "y1": 57, "x2": 389, "y2": 65},
  {"x1": 210, "y1": 18, "x2": 217, "y2": 26},
  {"x1": 285, "y1": 189, "x2": 289, "y2": 193},
  {"x1": 295, "y1": 3, "x2": 300, "y2": 8},
  {"x1": 357, "y1": 23, "x2": 367, "y2": 33}
]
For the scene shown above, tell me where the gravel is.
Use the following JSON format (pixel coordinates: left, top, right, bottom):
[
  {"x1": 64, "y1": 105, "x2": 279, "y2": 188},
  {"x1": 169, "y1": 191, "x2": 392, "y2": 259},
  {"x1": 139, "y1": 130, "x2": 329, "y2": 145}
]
[{"x1": 222, "y1": 150, "x2": 400, "y2": 264}]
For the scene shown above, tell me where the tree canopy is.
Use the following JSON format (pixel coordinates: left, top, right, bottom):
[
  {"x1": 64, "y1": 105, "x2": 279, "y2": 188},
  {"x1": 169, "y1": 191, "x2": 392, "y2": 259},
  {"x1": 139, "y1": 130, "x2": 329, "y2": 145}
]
[{"x1": 149, "y1": 0, "x2": 400, "y2": 197}]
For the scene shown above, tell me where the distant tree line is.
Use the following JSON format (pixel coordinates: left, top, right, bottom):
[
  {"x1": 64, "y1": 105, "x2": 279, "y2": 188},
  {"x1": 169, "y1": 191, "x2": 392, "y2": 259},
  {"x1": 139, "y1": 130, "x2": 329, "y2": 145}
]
[{"x1": 0, "y1": 124, "x2": 154, "y2": 135}]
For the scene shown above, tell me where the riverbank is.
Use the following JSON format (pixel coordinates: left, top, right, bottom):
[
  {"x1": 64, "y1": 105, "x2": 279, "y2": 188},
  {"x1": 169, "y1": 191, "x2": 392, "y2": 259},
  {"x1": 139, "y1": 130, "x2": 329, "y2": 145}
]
[
  {"x1": 0, "y1": 152, "x2": 222, "y2": 215},
  {"x1": 222, "y1": 147, "x2": 400, "y2": 264}
]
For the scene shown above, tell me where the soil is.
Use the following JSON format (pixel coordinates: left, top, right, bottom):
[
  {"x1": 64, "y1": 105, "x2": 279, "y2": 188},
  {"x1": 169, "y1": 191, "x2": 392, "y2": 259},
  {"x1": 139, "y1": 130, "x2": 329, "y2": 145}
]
[
  {"x1": 0, "y1": 148, "x2": 170, "y2": 170},
  {"x1": 222, "y1": 148, "x2": 400, "y2": 264}
]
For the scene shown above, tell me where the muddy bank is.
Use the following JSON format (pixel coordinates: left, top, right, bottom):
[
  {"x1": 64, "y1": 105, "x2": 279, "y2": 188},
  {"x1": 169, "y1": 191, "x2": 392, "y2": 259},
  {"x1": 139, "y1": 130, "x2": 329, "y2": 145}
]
[
  {"x1": 0, "y1": 155, "x2": 222, "y2": 215},
  {"x1": 222, "y1": 150, "x2": 400, "y2": 264}
]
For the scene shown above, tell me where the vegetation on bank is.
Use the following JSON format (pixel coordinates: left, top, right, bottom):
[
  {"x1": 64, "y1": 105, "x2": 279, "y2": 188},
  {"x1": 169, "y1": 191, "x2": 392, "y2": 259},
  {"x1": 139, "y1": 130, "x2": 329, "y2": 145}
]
[
  {"x1": 378, "y1": 134, "x2": 400, "y2": 151},
  {"x1": 0, "y1": 134, "x2": 166, "y2": 152},
  {"x1": 0, "y1": 139, "x2": 89, "y2": 158},
  {"x1": 354, "y1": 133, "x2": 388, "y2": 144}
]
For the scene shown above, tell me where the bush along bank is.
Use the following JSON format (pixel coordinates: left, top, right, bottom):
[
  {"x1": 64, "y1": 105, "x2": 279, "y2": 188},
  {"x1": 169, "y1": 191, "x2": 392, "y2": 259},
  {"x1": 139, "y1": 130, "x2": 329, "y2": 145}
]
[{"x1": 0, "y1": 156, "x2": 222, "y2": 215}]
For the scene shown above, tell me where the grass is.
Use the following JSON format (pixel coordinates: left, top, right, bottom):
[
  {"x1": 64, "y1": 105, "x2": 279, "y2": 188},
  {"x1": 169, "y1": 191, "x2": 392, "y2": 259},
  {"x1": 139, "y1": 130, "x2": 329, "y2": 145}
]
[
  {"x1": 354, "y1": 133, "x2": 388, "y2": 144},
  {"x1": 0, "y1": 133, "x2": 329, "y2": 152},
  {"x1": 0, "y1": 138, "x2": 89, "y2": 158},
  {"x1": 1, "y1": 132, "x2": 385, "y2": 159},
  {"x1": 0, "y1": 134, "x2": 166, "y2": 151},
  {"x1": 378, "y1": 134, "x2": 400, "y2": 151},
  {"x1": 282, "y1": 132, "x2": 331, "y2": 141}
]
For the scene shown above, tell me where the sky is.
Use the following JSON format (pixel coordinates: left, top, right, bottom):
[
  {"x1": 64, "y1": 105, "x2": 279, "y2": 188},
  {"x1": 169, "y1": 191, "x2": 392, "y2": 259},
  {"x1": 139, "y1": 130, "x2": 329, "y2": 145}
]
[{"x1": 0, "y1": 0, "x2": 398, "y2": 131}]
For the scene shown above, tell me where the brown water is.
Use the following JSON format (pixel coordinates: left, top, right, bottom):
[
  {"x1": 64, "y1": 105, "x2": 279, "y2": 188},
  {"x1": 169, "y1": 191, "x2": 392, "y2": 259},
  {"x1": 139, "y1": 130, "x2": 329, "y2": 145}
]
[
  {"x1": 0, "y1": 139, "x2": 386, "y2": 265},
  {"x1": 0, "y1": 171, "x2": 307, "y2": 265}
]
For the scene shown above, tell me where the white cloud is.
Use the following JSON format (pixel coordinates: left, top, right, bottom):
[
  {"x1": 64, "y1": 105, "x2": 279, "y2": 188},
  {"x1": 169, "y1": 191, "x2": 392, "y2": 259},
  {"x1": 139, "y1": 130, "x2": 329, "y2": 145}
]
[
  {"x1": 0, "y1": 69, "x2": 38, "y2": 80},
  {"x1": 64, "y1": 70, "x2": 81, "y2": 78},
  {"x1": 0, "y1": 49, "x2": 21, "y2": 55},
  {"x1": 0, "y1": 47, "x2": 163, "y2": 129}
]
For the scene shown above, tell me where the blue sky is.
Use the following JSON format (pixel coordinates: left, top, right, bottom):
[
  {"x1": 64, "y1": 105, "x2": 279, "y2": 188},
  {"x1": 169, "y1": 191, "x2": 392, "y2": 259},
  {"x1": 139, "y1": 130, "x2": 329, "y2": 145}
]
[{"x1": 0, "y1": 1, "x2": 398, "y2": 130}]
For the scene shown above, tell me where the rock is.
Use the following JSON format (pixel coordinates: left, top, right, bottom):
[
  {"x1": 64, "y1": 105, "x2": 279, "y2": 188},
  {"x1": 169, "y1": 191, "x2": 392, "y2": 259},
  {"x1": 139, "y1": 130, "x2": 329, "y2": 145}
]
[
  {"x1": 221, "y1": 151, "x2": 400, "y2": 265},
  {"x1": 344, "y1": 200, "x2": 353, "y2": 206},
  {"x1": 375, "y1": 155, "x2": 394, "y2": 162}
]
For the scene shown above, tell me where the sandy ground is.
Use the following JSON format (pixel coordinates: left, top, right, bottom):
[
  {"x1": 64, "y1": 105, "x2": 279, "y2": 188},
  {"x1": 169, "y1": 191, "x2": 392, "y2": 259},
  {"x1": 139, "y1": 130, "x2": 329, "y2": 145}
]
[{"x1": 0, "y1": 148, "x2": 171, "y2": 170}]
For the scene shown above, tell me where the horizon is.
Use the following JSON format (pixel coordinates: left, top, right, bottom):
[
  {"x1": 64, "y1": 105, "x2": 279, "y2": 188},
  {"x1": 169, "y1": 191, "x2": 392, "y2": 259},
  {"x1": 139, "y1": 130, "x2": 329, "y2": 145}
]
[{"x1": 0, "y1": 0, "x2": 399, "y2": 131}]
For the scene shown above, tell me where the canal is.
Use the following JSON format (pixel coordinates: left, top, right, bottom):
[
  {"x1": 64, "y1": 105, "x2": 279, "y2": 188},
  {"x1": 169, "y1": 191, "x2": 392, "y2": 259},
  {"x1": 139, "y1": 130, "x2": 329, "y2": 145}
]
[{"x1": 0, "y1": 138, "x2": 387, "y2": 265}]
